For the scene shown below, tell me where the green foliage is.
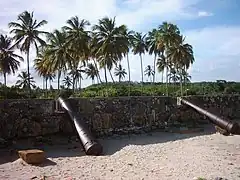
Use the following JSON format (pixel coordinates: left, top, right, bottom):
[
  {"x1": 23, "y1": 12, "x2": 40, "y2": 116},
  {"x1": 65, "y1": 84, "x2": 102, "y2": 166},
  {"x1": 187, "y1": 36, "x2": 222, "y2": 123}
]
[{"x1": 1, "y1": 81, "x2": 240, "y2": 99}]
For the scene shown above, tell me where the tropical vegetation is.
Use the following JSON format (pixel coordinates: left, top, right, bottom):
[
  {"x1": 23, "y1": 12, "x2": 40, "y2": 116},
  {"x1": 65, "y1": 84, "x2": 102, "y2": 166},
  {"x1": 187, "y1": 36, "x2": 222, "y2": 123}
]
[{"x1": 0, "y1": 10, "x2": 238, "y2": 99}]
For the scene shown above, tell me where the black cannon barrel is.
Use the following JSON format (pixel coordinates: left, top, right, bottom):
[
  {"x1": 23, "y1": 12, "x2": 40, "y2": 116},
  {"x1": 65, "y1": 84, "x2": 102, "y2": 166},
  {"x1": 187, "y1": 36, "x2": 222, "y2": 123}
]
[
  {"x1": 57, "y1": 97, "x2": 103, "y2": 155},
  {"x1": 178, "y1": 97, "x2": 240, "y2": 135}
]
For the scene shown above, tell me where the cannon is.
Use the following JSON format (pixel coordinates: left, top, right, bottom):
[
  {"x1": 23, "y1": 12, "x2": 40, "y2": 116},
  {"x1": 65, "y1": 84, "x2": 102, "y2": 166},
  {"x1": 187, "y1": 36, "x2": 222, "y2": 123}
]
[
  {"x1": 57, "y1": 97, "x2": 103, "y2": 155},
  {"x1": 177, "y1": 97, "x2": 240, "y2": 135}
]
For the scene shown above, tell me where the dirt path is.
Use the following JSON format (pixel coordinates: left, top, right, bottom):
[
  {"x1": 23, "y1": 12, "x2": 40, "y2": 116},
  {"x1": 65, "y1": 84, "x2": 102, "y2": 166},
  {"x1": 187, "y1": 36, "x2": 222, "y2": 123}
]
[{"x1": 0, "y1": 131, "x2": 239, "y2": 180}]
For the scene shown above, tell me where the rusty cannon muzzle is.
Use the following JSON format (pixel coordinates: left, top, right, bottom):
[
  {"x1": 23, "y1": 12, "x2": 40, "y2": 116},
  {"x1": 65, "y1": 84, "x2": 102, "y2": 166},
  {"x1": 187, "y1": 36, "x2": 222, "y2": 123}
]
[{"x1": 177, "y1": 97, "x2": 240, "y2": 135}]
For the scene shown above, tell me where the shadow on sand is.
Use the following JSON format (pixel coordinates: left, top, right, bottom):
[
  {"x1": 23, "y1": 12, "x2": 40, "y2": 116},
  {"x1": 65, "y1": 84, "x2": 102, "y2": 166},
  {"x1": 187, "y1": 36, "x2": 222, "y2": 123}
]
[{"x1": 0, "y1": 124, "x2": 219, "y2": 165}]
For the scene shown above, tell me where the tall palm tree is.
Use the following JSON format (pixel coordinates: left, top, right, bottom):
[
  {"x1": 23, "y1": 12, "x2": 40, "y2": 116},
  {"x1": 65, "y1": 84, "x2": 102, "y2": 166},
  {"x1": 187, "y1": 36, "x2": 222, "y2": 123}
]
[
  {"x1": 168, "y1": 35, "x2": 194, "y2": 95},
  {"x1": 0, "y1": 35, "x2": 23, "y2": 86},
  {"x1": 156, "y1": 54, "x2": 168, "y2": 83},
  {"x1": 8, "y1": 11, "x2": 48, "y2": 95},
  {"x1": 144, "y1": 65, "x2": 155, "y2": 82},
  {"x1": 92, "y1": 17, "x2": 127, "y2": 84},
  {"x1": 146, "y1": 29, "x2": 162, "y2": 83},
  {"x1": 16, "y1": 71, "x2": 35, "y2": 89},
  {"x1": 132, "y1": 32, "x2": 148, "y2": 93},
  {"x1": 63, "y1": 16, "x2": 91, "y2": 90},
  {"x1": 85, "y1": 63, "x2": 99, "y2": 84},
  {"x1": 157, "y1": 22, "x2": 181, "y2": 96},
  {"x1": 122, "y1": 26, "x2": 134, "y2": 95},
  {"x1": 114, "y1": 64, "x2": 127, "y2": 82},
  {"x1": 46, "y1": 29, "x2": 72, "y2": 90}
]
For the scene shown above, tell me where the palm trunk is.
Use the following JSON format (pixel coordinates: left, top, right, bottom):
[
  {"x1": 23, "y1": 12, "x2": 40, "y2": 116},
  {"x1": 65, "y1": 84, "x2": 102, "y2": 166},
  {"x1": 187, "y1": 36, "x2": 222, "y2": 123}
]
[
  {"x1": 161, "y1": 71, "x2": 164, "y2": 83},
  {"x1": 104, "y1": 66, "x2": 108, "y2": 84},
  {"x1": 3, "y1": 73, "x2": 6, "y2": 86},
  {"x1": 127, "y1": 53, "x2": 131, "y2": 96},
  {"x1": 79, "y1": 78, "x2": 82, "y2": 90},
  {"x1": 109, "y1": 69, "x2": 115, "y2": 83},
  {"x1": 93, "y1": 58, "x2": 102, "y2": 83},
  {"x1": 45, "y1": 78, "x2": 48, "y2": 90},
  {"x1": 180, "y1": 70, "x2": 183, "y2": 96},
  {"x1": 27, "y1": 50, "x2": 31, "y2": 97},
  {"x1": 58, "y1": 70, "x2": 61, "y2": 90},
  {"x1": 72, "y1": 77, "x2": 75, "y2": 91},
  {"x1": 153, "y1": 54, "x2": 156, "y2": 83},
  {"x1": 42, "y1": 78, "x2": 45, "y2": 89},
  {"x1": 140, "y1": 54, "x2": 144, "y2": 95}
]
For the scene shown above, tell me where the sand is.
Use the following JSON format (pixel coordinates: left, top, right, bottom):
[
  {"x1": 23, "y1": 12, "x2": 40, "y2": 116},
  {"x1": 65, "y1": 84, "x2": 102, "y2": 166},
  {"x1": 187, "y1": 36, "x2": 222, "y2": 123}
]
[{"x1": 0, "y1": 129, "x2": 240, "y2": 180}]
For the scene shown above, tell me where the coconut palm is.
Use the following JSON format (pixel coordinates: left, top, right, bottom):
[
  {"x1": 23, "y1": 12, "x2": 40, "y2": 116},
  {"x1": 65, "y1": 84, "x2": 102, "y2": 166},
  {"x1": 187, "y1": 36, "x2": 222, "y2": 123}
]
[
  {"x1": 85, "y1": 63, "x2": 99, "y2": 84},
  {"x1": 8, "y1": 11, "x2": 48, "y2": 94},
  {"x1": 46, "y1": 29, "x2": 72, "y2": 90},
  {"x1": 63, "y1": 16, "x2": 91, "y2": 60},
  {"x1": 114, "y1": 64, "x2": 127, "y2": 82},
  {"x1": 92, "y1": 17, "x2": 127, "y2": 83},
  {"x1": 0, "y1": 34, "x2": 23, "y2": 86},
  {"x1": 62, "y1": 75, "x2": 72, "y2": 89},
  {"x1": 69, "y1": 65, "x2": 85, "y2": 90},
  {"x1": 168, "y1": 35, "x2": 194, "y2": 95},
  {"x1": 132, "y1": 32, "x2": 148, "y2": 93},
  {"x1": 144, "y1": 65, "x2": 155, "y2": 82},
  {"x1": 146, "y1": 29, "x2": 162, "y2": 83},
  {"x1": 16, "y1": 71, "x2": 35, "y2": 89},
  {"x1": 157, "y1": 22, "x2": 181, "y2": 96}
]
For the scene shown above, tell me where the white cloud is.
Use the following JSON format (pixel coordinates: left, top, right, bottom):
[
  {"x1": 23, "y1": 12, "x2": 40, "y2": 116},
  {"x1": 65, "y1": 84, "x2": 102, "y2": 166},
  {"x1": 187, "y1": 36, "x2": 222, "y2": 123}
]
[
  {"x1": 185, "y1": 26, "x2": 240, "y2": 81},
  {"x1": 197, "y1": 11, "x2": 213, "y2": 17}
]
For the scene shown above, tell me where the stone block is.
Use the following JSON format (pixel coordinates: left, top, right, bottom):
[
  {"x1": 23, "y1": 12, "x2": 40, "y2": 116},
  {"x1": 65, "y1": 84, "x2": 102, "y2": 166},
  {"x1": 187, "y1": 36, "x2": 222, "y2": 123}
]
[{"x1": 18, "y1": 149, "x2": 45, "y2": 164}]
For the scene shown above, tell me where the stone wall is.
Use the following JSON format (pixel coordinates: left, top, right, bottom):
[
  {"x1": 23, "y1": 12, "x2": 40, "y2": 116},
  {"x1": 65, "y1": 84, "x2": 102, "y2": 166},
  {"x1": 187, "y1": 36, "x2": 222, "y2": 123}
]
[{"x1": 0, "y1": 95, "x2": 240, "y2": 140}]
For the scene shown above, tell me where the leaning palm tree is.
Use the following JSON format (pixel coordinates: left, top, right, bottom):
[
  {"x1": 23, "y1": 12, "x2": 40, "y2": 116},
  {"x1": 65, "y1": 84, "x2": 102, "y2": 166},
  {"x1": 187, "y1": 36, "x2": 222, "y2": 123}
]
[
  {"x1": 114, "y1": 64, "x2": 127, "y2": 82},
  {"x1": 16, "y1": 71, "x2": 35, "y2": 89},
  {"x1": 0, "y1": 34, "x2": 23, "y2": 86},
  {"x1": 132, "y1": 32, "x2": 148, "y2": 94},
  {"x1": 8, "y1": 11, "x2": 48, "y2": 95},
  {"x1": 85, "y1": 63, "x2": 99, "y2": 84},
  {"x1": 144, "y1": 65, "x2": 155, "y2": 82}
]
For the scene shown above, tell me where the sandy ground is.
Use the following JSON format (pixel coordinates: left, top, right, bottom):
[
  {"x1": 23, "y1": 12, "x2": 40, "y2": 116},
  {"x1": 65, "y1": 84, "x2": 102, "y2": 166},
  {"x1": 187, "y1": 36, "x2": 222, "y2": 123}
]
[{"x1": 0, "y1": 128, "x2": 240, "y2": 180}]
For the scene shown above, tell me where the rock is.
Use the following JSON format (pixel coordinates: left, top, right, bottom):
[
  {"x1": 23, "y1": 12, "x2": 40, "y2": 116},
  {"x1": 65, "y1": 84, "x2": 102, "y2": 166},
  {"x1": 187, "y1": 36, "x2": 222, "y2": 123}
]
[
  {"x1": 215, "y1": 177, "x2": 228, "y2": 180},
  {"x1": 18, "y1": 149, "x2": 46, "y2": 164},
  {"x1": 215, "y1": 126, "x2": 230, "y2": 136}
]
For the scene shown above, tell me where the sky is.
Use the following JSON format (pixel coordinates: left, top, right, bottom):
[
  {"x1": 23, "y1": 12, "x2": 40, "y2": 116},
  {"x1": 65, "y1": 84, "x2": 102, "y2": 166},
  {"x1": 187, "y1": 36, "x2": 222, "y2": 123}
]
[{"x1": 0, "y1": 0, "x2": 240, "y2": 88}]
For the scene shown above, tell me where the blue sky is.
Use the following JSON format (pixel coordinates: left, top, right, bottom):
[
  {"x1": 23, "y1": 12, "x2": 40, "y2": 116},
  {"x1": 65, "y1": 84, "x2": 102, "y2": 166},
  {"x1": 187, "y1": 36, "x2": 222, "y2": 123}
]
[{"x1": 0, "y1": 0, "x2": 240, "y2": 88}]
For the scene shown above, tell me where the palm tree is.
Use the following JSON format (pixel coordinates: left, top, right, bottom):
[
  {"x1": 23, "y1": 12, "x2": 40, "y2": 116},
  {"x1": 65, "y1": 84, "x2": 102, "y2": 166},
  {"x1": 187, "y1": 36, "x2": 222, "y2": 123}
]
[
  {"x1": 46, "y1": 29, "x2": 72, "y2": 90},
  {"x1": 62, "y1": 75, "x2": 72, "y2": 89},
  {"x1": 157, "y1": 22, "x2": 181, "y2": 96},
  {"x1": 69, "y1": 65, "x2": 85, "y2": 90},
  {"x1": 16, "y1": 71, "x2": 35, "y2": 89},
  {"x1": 146, "y1": 29, "x2": 162, "y2": 83},
  {"x1": 114, "y1": 64, "x2": 127, "y2": 82},
  {"x1": 156, "y1": 54, "x2": 168, "y2": 83},
  {"x1": 34, "y1": 47, "x2": 55, "y2": 89},
  {"x1": 168, "y1": 35, "x2": 194, "y2": 95},
  {"x1": 92, "y1": 17, "x2": 127, "y2": 84},
  {"x1": 144, "y1": 65, "x2": 155, "y2": 82},
  {"x1": 85, "y1": 63, "x2": 99, "y2": 84},
  {"x1": 122, "y1": 26, "x2": 134, "y2": 95},
  {"x1": 132, "y1": 32, "x2": 148, "y2": 93},
  {"x1": 63, "y1": 16, "x2": 91, "y2": 60},
  {"x1": 63, "y1": 16, "x2": 91, "y2": 91},
  {"x1": 0, "y1": 35, "x2": 23, "y2": 86},
  {"x1": 8, "y1": 11, "x2": 48, "y2": 95}
]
